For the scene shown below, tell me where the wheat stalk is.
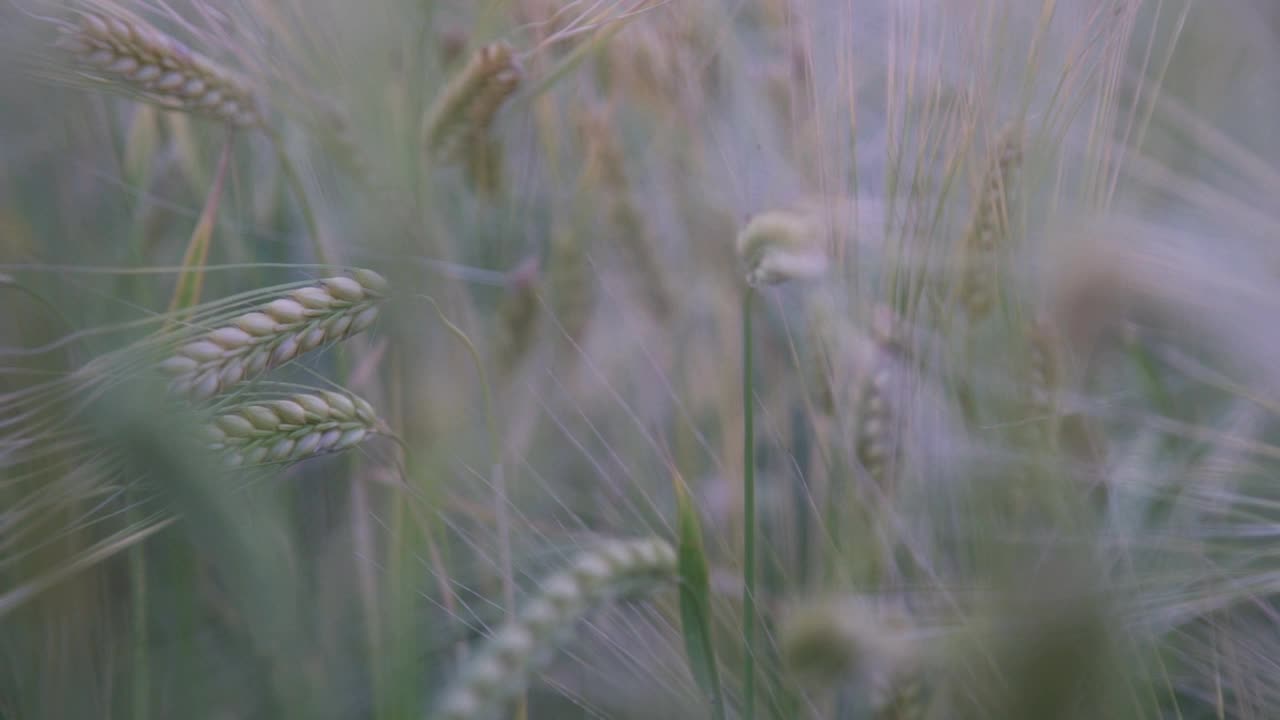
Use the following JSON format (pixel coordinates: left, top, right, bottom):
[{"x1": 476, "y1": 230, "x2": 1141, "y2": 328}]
[
  {"x1": 56, "y1": 11, "x2": 263, "y2": 128},
  {"x1": 855, "y1": 357, "x2": 898, "y2": 490},
  {"x1": 158, "y1": 270, "x2": 388, "y2": 400},
  {"x1": 431, "y1": 537, "x2": 676, "y2": 720},
  {"x1": 206, "y1": 388, "x2": 387, "y2": 467}
]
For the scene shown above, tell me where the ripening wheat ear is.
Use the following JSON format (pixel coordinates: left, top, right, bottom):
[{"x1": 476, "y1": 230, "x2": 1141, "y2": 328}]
[
  {"x1": 548, "y1": 230, "x2": 593, "y2": 349},
  {"x1": 958, "y1": 124, "x2": 1022, "y2": 320},
  {"x1": 55, "y1": 11, "x2": 263, "y2": 128},
  {"x1": 432, "y1": 537, "x2": 676, "y2": 720},
  {"x1": 578, "y1": 106, "x2": 673, "y2": 320},
  {"x1": 158, "y1": 270, "x2": 388, "y2": 400},
  {"x1": 206, "y1": 388, "x2": 387, "y2": 467},
  {"x1": 779, "y1": 597, "x2": 922, "y2": 716},
  {"x1": 421, "y1": 42, "x2": 522, "y2": 159}
]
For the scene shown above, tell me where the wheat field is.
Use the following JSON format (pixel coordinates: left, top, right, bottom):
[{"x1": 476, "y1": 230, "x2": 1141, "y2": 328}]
[{"x1": 3, "y1": 0, "x2": 1280, "y2": 718}]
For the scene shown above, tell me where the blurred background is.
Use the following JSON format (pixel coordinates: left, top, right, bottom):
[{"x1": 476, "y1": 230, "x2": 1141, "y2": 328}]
[{"x1": 4, "y1": 1, "x2": 1280, "y2": 718}]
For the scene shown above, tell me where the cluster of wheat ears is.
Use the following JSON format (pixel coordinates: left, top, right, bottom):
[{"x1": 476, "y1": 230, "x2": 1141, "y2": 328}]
[{"x1": 3, "y1": 0, "x2": 1280, "y2": 718}]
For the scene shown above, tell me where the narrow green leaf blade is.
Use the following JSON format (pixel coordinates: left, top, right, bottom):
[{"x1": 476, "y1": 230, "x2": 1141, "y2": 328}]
[{"x1": 674, "y1": 475, "x2": 727, "y2": 720}]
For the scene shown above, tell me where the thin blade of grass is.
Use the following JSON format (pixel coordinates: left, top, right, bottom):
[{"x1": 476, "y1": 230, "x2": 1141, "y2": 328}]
[
  {"x1": 167, "y1": 129, "x2": 234, "y2": 316},
  {"x1": 673, "y1": 471, "x2": 727, "y2": 720}
]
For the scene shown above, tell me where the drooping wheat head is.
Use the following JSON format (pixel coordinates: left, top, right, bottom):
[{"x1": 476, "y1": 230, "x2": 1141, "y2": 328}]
[
  {"x1": 422, "y1": 42, "x2": 522, "y2": 161},
  {"x1": 55, "y1": 11, "x2": 263, "y2": 128},
  {"x1": 206, "y1": 387, "x2": 388, "y2": 467},
  {"x1": 432, "y1": 537, "x2": 676, "y2": 720},
  {"x1": 159, "y1": 270, "x2": 387, "y2": 400},
  {"x1": 958, "y1": 124, "x2": 1023, "y2": 320}
]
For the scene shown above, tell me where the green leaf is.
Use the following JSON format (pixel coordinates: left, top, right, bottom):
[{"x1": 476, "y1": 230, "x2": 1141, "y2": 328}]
[{"x1": 674, "y1": 475, "x2": 727, "y2": 720}]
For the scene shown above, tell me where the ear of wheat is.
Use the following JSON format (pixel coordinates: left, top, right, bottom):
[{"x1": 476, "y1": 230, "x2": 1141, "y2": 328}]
[
  {"x1": 422, "y1": 42, "x2": 521, "y2": 160},
  {"x1": 432, "y1": 537, "x2": 676, "y2": 720},
  {"x1": 159, "y1": 270, "x2": 388, "y2": 400},
  {"x1": 958, "y1": 125, "x2": 1022, "y2": 320},
  {"x1": 56, "y1": 11, "x2": 263, "y2": 128},
  {"x1": 206, "y1": 388, "x2": 387, "y2": 467},
  {"x1": 856, "y1": 357, "x2": 897, "y2": 490}
]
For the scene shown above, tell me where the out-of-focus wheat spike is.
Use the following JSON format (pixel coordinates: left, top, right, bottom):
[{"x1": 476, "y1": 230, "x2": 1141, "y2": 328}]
[
  {"x1": 779, "y1": 596, "x2": 917, "y2": 693},
  {"x1": 549, "y1": 230, "x2": 593, "y2": 348},
  {"x1": 159, "y1": 271, "x2": 387, "y2": 400},
  {"x1": 431, "y1": 537, "x2": 676, "y2": 720},
  {"x1": 312, "y1": 97, "x2": 366, "y2": 179},
  {"x1": 854, "y1": 341, "x2": 900, "y2": 490},
  {"x1": 873, "y1": 672, "x2": 929, "y2": 720},
  {"x1": 1024, "y1": 317, "x2": 1062, "y2": 446},
  {"x1": 208, "y1": 388, "x2": 387, "y2": 467},
  {"x1": 958, "y1": 124, "x2": 1022, "y2": 320},
  {"x1": 57, "y1": 11, "x2": 263, "y2": 128},
  {"x1": 422, "y1": 42, "x2": 521, "y2": 159},
  {"x1": 579, "y1": 107, "x2": 673, "y2": 319},
  {"x1": 494, "y1": 257, "x2": 541, "y2": 376}
]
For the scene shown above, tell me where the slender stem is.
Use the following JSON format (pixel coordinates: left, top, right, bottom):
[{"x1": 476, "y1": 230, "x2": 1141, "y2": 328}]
[{"x1": 741, "y1": 288, "x2": 757, "y2": 720}]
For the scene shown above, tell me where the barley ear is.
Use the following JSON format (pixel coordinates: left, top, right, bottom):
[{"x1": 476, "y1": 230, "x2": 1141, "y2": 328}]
[
  {"x1": 159, "y1": 270, "x2": 388, "y2": 400},
  {"x1": 58, "y1": 11, "x2": 263, "y2": 128},
  {"x1": 958, "y1": 124, "x2": 1022, "y2": 320},
  {"x1": 431, "y1": 537, "x2": 676, "y2": 720},
  {"x1": 854, "y1": 343, "x2": 900, "y2": 491}
]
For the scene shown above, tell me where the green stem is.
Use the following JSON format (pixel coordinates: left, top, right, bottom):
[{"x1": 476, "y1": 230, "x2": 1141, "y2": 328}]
[{"x1": 741, "y1": 289, "x2": 757, "y2": 720}]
